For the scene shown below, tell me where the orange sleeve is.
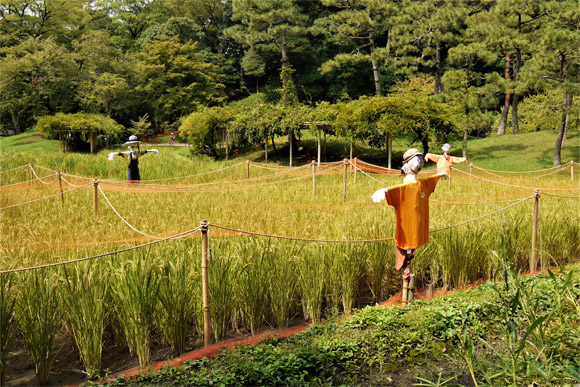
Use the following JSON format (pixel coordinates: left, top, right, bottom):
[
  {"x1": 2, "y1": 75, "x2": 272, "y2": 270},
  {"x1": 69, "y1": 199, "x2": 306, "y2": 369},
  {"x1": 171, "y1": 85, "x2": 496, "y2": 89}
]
[
  {"x1": 449, "y1": 156, "x2": 466, "y2": 164},
  {"x1": 423, "y1": 175, "x2": 440, "y2": 195},
  {"x1": 386, "y1": 185, "x2": 402, "y2": 207}
]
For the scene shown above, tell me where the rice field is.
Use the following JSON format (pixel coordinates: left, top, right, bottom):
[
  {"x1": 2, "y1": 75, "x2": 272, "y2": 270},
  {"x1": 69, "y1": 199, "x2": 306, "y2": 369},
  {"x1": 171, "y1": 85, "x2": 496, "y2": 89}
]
[{"x1": 1, "y1": 147, "x2": 579, "y2": 384}]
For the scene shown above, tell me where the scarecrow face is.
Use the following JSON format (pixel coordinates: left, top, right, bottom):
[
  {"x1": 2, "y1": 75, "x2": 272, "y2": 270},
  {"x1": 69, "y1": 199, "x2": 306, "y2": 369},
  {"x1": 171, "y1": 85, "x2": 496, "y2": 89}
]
[{"x1": 402, "y1": 154, "x2": 424, "y2": 175}]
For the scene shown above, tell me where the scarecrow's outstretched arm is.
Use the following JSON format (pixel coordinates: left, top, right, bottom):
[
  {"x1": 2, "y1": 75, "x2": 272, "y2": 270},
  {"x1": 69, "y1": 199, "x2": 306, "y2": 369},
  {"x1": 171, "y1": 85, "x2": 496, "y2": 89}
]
[
  {"x1": 372, "y1": 188, "x2": 389, "y2": 203},
  {"x1": 108, "y1": 152, "x2": 126, "y2": 161}
]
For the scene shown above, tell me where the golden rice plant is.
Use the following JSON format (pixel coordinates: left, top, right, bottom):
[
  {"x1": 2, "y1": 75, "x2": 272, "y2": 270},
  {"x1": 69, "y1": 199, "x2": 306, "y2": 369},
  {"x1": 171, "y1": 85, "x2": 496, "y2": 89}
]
[
  {"x1": 14, "y1": 270, "x2": 61, "y2": 386},
  {"x1": 0, "y1": 273, "x2": 17, "y2": 386}
]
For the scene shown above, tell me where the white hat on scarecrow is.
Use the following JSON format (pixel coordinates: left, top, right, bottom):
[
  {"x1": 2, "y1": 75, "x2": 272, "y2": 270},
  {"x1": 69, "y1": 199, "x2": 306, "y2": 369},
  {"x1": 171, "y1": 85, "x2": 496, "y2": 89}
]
[
  {"x1": 402, "y1": 148, "x2": 424, "y2": 176},
  {"x1": 123, "y1": 135, "x2": 141, "y2": 147}
]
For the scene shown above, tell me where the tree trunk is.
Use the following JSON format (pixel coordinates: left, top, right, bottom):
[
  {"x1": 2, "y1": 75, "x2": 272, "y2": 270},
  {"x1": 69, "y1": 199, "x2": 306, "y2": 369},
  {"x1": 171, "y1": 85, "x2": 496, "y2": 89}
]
[
  {"x1": 563, "y1": 93, "x2": 572, "y2": 141},
  {"x1": 281, "y1": 29, "x2": 290, "y2": 106},
  {"x1": 264, "y1": 140, "x2": 268, "y2": 162},
  {"x1": 497, "y1": 47, "x2": 515, "y2": 136},
  {"x1": 9, "y1": 108, "x2": 21, "y2": 134},
  {"x1": 386, "y1": 133, "x2": 392, "y2": 169},
  {"x1": 511, "y1": 93, "x2": 520, "y2": 134},
  {"x1": 434, "y1": 41, "x2": 444, "y2": 94},
  {"x1": 554, "y1": 92, "x2": 572, "y2": 166},
  {"x1": 421, "y1": 135, "x2": 429, "y2": 155},
  {"x1": 271, "y1": 135, "x2": 277, "y2": 152},
  {"x1": 369, "y1": 31, "x2": 382, "y2": 96}
]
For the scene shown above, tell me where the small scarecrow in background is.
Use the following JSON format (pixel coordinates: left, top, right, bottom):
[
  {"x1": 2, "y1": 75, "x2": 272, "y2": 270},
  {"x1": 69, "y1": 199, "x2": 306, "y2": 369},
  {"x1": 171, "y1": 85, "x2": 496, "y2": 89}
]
[
  {"x1": 425, "y1": 143, "x2": 467, "y2": 176},
  {"x1": 372, "y1": 149, "x2": 443, "y2": 304},
  {"x1": 108, "y1": 135, "x2": 159, "y2": 182}
]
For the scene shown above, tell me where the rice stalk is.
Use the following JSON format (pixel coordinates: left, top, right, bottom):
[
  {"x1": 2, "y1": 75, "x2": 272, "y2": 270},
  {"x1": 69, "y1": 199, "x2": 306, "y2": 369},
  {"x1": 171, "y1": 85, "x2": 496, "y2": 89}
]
[
  {"x1": 208, "y1": 241, "x2": 236, "y2": 341},
  {"x1": 14, "y1": 270, "x2": 61, "y2": 386},
  {"x1": 0, "y1": 273, "x2": 17, "y2": 386},
  {"x1": 110, "y1": 252, "x2": 162, "y2": 367},
  {"x1": 265, "y1": 242, "x2": 298, "y2": 328},
  {"x1": 59, "y1": 263, "x2": 109, "y2": 379},
  {"x1": 339, "y1": 245, "x2": 364, "y2": 314},
  {"x1": 298, "y1": 246, "x2": 325, "y2": 323},
  {"x1": 155, "y1": 242, "x2": 199, "y2": 355}
]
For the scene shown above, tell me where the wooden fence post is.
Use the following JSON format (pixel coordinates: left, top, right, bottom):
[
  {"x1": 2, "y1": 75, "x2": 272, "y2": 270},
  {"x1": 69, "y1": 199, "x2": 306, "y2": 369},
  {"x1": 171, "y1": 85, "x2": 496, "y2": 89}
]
[
  {"x1": 354, "y1": 157, "x2": 358, "y2": 184},
  {"x1": 93, "y1": 180, "x2": 99, "y2": 218},
  {"x1": 57, "y1": 172, "x2": 64, "y2": 204},
  {"x1": 246, "y1": 160, "x2": 250, "y2": 179},
  {"x1": 29, "y1": 163, "x2": 33, "y2": 181},
  {"x1": 343, "y1": 158, "x2": 348, "y2": 199},
  {"x1": 530, "y1": 189, "x2": 540, "y2": 273},
  {"x1": 200, "y1": 220, "x2": 211, "y2": 347},
  {"x1": 470, "y1": 162, "x2": 473, "y2": 177},
  {"x1": 312, "y1": 161, "x2": 316, "y2": 196}
]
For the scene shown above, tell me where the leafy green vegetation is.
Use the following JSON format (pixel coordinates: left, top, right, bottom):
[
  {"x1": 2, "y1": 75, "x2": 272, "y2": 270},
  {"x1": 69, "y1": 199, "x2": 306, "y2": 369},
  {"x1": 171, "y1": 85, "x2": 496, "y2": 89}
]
[{"x1": 99, "y1": 263, "x2": 580, "y2": 386}]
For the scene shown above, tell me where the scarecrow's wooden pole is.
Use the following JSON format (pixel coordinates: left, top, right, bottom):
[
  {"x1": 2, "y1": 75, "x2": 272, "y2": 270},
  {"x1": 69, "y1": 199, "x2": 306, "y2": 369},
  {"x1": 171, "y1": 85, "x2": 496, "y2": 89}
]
[
  {"x1": 201, "y1": 220, "x2": 211, "y2": 347},
  {"x1": 408, "y1": 275, "x2": 416, "y2": 303},
  {"x1": 246, "y1": 160, "x2": 250, "y2": 179},
  {"x1": 402, "y1": 279, "x2": 409, "y2": 305}
]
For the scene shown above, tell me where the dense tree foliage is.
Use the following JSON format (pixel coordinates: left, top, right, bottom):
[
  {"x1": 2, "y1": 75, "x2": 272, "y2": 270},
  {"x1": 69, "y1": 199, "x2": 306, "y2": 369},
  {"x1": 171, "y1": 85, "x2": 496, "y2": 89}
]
[{"x1": 0, "y1": 0, "x2": 577, "y2": 164}]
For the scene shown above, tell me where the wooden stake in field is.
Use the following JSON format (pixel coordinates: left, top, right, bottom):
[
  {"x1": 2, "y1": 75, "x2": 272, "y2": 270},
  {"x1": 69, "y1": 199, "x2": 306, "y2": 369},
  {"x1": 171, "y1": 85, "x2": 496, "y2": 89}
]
[
  {"x1": 470, "y1": 162, "x2": 473, "y2": 177},
  {"x1": 93, "y1": 180, "x2": 98, "y2": 218},
  {"x1": 530, "y1": 189, "x2": 540, "y2": 272},
  {"x1": 354, "y1": 157, "x2": 358, "y2": 184},
  {"x1": 57, "y1": 172, "x2": 64, "y2": 204},
  {"x1": 448, "y1": 167, "x2": 452, "y2": 190},
  {"x1": 408, "y1": 274, "x2": 415, "y2": 303},
  {"x1": 312, "y1": 161, "x2": 316, "y2": 196},
  {"x1": 200, "y1": 220, "x2": 211, "y2": 347},
  {"x1": 29, "y1": 163, "x2": 33, "y2": 181},
  {"x1": 246, "y1": 160, "x2": 250, "y2": 180},
  {"x1": 343, "y1": 159, "x2": 348, "y2": 199},
  {"x1": 402, "y1": 278, "x2": 409, "y2": 305}
]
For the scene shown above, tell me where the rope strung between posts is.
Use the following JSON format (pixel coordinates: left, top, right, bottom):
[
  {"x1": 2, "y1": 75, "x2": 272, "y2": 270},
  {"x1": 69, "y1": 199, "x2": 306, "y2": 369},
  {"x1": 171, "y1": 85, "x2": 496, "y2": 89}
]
[
  {"x1": 430, "y1": 195, "x2": 534, "y2": 233},
  {"x1": 0, "y1": 178, "x2": 41, "y2": 189},
  {"x1": 348, "y1": 160, "x2": 393, "y2": 186},
  {"x1": 60, "y1": 174, "x2": 85, "y2": 187},
  {"x1": 98, "y1": 163, "x2": 343, "y2": 193},
  {"x1": 0, "y1": 164, "x2": 29, "y2": 174},
  {"x1": 30, "y1": 166, "x2": 58, "y2": 185},
  {"x1": 209, "y1": 197, "x2": 532, "y2": 243},
  {"x1": 209, "y1": 223, "x2": 394, "y2": 243},
  {"x1": 452, "y1": 166, "x2": 580, "y2": 191},
  {"x1": 541, "y1": 192, "x2": 580, "y2": 199},
  {"x1": 470, "y1": 163, "x2": 572, "y2": 181},
  {"x1": 0, "y1": 182, "x2": 92, "y2": 210},
  {"x1": 138, "y1": 161, "x2": 247, "y2": 182},
  {"x1": 0, "y1": 226, "x2": 202, "y2": 274},
  {"x1": 431, "y1": 196, "x2": 529, "y2": 205},
  {"x1": 472, "y1": 161, "x2": 573, "y2": 174},
  {"x1": 98, "y1": 185, "x2": 167, "y2": 239}
]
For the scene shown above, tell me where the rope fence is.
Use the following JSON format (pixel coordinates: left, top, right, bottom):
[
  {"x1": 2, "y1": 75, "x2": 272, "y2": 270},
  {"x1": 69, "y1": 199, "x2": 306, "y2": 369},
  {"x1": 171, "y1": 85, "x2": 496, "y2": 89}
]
[{"x1": 0, "y1": 182, "x2": 92, "y2": 210}]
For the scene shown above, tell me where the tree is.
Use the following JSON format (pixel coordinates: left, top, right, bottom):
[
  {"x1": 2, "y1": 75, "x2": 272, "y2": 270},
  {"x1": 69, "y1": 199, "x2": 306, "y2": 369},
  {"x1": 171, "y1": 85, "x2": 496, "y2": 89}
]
[
  {"x1": 520, "y1": 1, "x2": 579, "y2": 166},
  {"x1": 392, "y1": 0, "x2": 467, "y2": 95},
  {"x1": 315, "y1": 0, "x2": 397, "y2": 97},
  {"x1": 134, "y1": 36, "x2": 226, "y2": 128},
  {"x1": 0, "y1": 37, "x2": 77, "y2": 134},
  {"x1": 444, "y1": 42, "x2": 499, "y2": 157},
  {"x1": 464, "y1": 0, "x2": 545, "y2": 135},
  {"x1": 179, "y1": 106, "x2": 237, "y2": 159},
  {"x1": 36, "y1": 112, "x2": 124, "y2": 152}
]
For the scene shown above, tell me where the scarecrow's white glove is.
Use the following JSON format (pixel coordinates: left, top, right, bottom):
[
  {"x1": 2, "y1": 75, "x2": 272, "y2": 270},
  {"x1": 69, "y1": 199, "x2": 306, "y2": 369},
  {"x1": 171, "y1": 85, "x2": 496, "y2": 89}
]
[
  {"x1": 107, "y1": 152, "x2": 116, "y2": 161},
  {"x1": 150, "y1": 149, "x2": 159, "y2": 157},
  {"x1": 372, "y1": 188, "x2": 388, "y2": 203}
]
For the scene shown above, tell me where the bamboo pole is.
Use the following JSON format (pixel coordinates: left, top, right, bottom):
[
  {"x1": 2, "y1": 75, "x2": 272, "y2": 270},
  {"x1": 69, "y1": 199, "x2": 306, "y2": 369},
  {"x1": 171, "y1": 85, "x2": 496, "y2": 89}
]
[
  {"x1": 530, "y1": 190, "x2": 540, "y2": 272},
  {"x1": 57, "y1": 172, "x2": 64, "y2": 205},
  {"x1": 408, "y1": 275, "x2": 415, "y2": 303},
  {"x1": 343, "y1": 158, "x2": 348, "y2": 199},
  {"x1": 312, "y1": 161, "x2": 316, "y2": 196},
  {"x1": 317, "y1": 128, "x2": 321, "y2": 169},
  {"x1": 246, "y1": 160, "x2": 250, "y2": 179},
  {"x1": 402, "y1": 279, "x2": 409, "y2": 305},
  {"x1": 354, "y1": 157, "x2": 358, "y2": 184},
  {"x1": 93, "y1": 180, "x2": 99, "y2": 218},
  {"x1": 200, "y1": 220, "x2": 211, "y2": 347}
]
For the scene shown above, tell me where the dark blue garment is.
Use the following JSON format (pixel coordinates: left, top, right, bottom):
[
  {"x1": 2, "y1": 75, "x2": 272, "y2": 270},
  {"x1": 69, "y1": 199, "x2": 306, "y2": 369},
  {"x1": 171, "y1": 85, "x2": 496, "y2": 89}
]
[{"x1": 127, "y1": 158, "x2": 141, "y2": 181}]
